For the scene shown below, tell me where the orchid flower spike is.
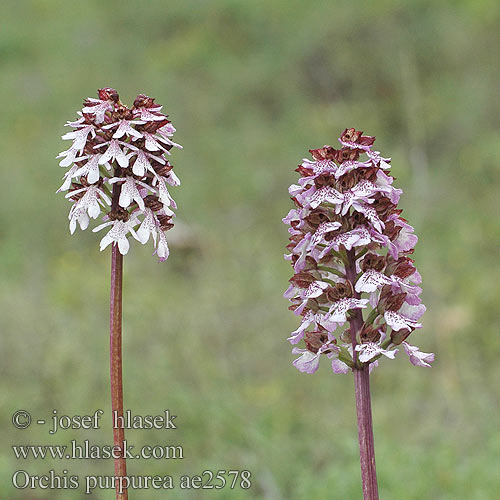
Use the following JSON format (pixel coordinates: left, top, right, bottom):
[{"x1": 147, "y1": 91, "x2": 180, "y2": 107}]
[
  {"x1": 58, "y1": 87, "x2": 182, "y2": 261},
  {"x1": 283, "y1": 128, "x2": 434, "y2": 373}
]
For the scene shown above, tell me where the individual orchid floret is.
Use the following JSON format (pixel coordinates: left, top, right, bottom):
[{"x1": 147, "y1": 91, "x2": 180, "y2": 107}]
[
  {"x1": 73, "y1": 154, "x2": 110, "y2": 184},
  {"x1": 154, "y1": 227, "x2": 170, "y2": 262},
  {"x1": 57, "y1": 88, "x2": 182, "y2": 260},
  {"x1": 327, "y1": 297, "x2": 369, "y2": 323},
  {"x1": 93, "y1": 213, "x2": 140, "y2": 255},
  {"x1": 292, "y1": 330, "x2": 347, "y2": 374},
  {"x1": 66, "y1": 184, "x2": 111, "y2": 234},
  {"x1": 402, "y1": 342, "x2": 435, "y2": 368},
  {"x1": 283, "y1": 128, "x2": 433, "y2": 374},
  {"x1": 355, "y1": 342, "x2": 397, "y2": 363},
  {"x1": 108, "y1": 176, "x2": 155, "y2": 211}
]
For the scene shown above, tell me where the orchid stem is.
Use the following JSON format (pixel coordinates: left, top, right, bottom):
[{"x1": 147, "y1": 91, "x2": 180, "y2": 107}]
[
  {"x1": 346, "y1": 249, "x2": 379, "y2": 500},
  {"x1": 110, "y1": 182, "x2": 128, "y2": 500},
  {"x1": 353, "y1": 365, "x2": 379, "y2": 499}
]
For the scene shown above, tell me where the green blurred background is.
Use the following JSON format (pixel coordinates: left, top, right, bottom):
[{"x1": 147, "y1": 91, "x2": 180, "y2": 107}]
[{"x1": 1, "y1": 0, "x2": 499, "y2": 498}]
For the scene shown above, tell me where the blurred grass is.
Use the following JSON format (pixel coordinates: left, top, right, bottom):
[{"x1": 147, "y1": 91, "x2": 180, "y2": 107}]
[{"x1": 1, "y1": 0, "x2": 500, "y2": 498}]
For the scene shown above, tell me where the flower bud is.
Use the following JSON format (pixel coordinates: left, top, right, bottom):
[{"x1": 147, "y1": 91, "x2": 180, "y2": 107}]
[
  {"x1": 304, "y1": 330, "x2": 330, "y2": 354},
  {"x1": 390, "y1": 328, "x2": 411, "y2": 345},
  {"x1": 98, "y1": 87, "x2": 119, "y2": 102},
  {"x1": 360, "y1": 253, "x2": 386, "y2": 272}
]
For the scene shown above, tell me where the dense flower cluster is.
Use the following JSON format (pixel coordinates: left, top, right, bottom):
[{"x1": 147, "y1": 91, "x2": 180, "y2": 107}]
[
  {"x1": 57, "y1": 87, "x2": 182, "y2": 261},
  {"x1": 283, "y1": 128, "x2": 434, "y2": 374}
]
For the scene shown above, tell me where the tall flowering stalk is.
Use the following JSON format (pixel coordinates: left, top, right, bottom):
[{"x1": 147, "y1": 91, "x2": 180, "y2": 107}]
[
  {"x1": 57, "y1": 88, "x2": 182, "y2": 499},
  {"x1": 283, "y1": 129, "x2": 433, "y2": 499}
]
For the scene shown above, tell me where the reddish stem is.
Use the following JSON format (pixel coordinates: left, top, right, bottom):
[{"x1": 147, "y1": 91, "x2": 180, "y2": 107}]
[
  {"x1": 346, "y1": 249, "x2": 379, "y2": 500},
  {"x1": 353, "y1": 366, "x2": 379, "y2": 499},
  {"x1": 110, "y1": 183, "x2": 128, "y2": 499}
]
